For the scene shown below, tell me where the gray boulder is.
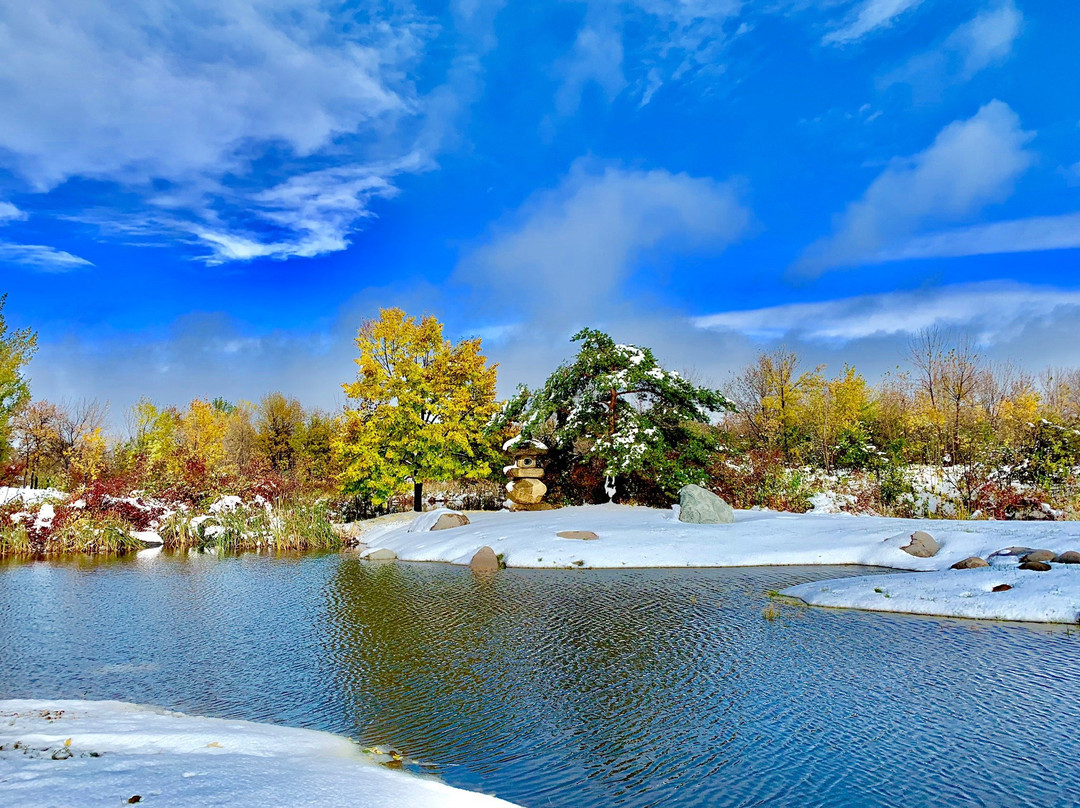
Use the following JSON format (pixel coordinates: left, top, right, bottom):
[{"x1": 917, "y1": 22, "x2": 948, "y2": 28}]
[
  {"x1": 1054, "y1": 551, "x2": 1080, "y2": 564},
  {"x1": 901, "y1": 530, "x2": 940, "y2": 558},
  {"x1": 1020, "y1": 549, "x2": 1056, "y2": 563},
  {"x1": 950, "y1": 556, "x2": 989, "y2": 570},
  {"x1": 677, "y1": 485, "x2": 735, "y2": 524},
  {"x1": 365, "y1": 548, "x2": 397, "y2": 561},
  {"x1": 469, "y1": 545, "x2": 500, "y2": 573}
]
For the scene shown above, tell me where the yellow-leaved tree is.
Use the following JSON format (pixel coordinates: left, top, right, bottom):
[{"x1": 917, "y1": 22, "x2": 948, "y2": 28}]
[{"x1": 335, "y1": 308, "x2": 500, "y2": 510}]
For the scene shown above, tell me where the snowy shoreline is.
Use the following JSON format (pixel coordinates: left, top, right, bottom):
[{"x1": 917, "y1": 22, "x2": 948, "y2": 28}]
[
  {"x1": 0, "y1": 700, "x2": 520, "y2": 808},
  {"x1": 354, "y1": 504, "x2": 1080, "y2": 624}
]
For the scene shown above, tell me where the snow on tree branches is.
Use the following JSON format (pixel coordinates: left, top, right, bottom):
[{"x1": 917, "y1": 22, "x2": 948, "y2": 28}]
[{"x1": 491, "y1": 328, "x2": 733, "y2": 498}]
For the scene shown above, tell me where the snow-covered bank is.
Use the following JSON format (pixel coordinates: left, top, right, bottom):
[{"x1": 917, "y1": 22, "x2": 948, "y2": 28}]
[
  {"x1": 0, "y1": 700, "x2": 519, "y2": 808},
  {"x1": 352, "y1": 504, "x2": 1080, "y2": 623},
  {"x1": 357, "y1": 504, "x2": 1080, "y2": 573},
  {"x1": 782, "y1": 566, "x2": 1080, "y2": 624}
]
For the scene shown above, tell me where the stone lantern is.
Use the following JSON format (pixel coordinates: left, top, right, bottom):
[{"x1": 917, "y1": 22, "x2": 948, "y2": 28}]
[{"x1": 504, "y1": 440, "x2": 549, "y2": 511}]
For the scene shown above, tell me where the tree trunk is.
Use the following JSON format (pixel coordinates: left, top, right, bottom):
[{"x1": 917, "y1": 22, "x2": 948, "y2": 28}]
[{"x1": 413, "y1": 481, "x2": 424, "y2": 512}]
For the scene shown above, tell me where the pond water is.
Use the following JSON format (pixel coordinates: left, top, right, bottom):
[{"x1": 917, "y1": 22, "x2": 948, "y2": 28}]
[{"x1": 2, "y1": 552, "x2": 1079, "y2": 807}]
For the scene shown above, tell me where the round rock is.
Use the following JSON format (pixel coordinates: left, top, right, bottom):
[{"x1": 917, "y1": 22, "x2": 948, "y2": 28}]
[
  {"x1": 950, "y1": 556, "x2": 989, "y2": 570},
  {"x1": 1018, "y1": 561, "x2": 1052, "y2": 571},
  {"x1": 1053, "y1": 550, "x2": 1080, "y2": 564},
  {"x1": 901, "y1": 530, "x2": 940, "y2": 558},
  {"x1": 469, "y1": 545, "x2": 500, "y2": 573},
  {"x1": 365, "y1": 548, "x2": 397, "y2": 561},
  {"x1": 992, "y1": 584, "x2": 1013, "y2": 592},
  {"x1": 1020, "y1": 549, "x2": 1056, "y2": 563}
]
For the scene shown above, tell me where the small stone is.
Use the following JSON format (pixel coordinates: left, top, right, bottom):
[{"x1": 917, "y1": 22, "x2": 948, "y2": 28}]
[
  {"x1": 51, "y1": 748, "x2": 72, "y2": 760},
  {"x1": 365, "y1": 548, "x2": 397, "y2": 561},
  {"x1": 951, "y1": 556, "x2": 989, "y2": 570},
  {"x1": 1020, "y1": 549, "x2": 1056, "y2": 563},
  {"x1": 557, "y1": 530, "x2": 599, "y2": 540},
  {"x1": 1054, "y1": 551, "x2": 1080, "y2": 564},
  {"x1": 469, "y1": 545, "x2": 500, "y2": 573},
  {"x1": 1018, "y1": 561, "x2": 1051, "y2": 571},
  {"x1": 901, "y1": 530, "x2": 940, "y2": 558},
  {"x1": 677, "y1": 484, "x2": 735, "y2": 524},
  {"x1": 992, "y1": 584, "x2": 1012, "y2": 592},
  {"x1": 127, "y1": 798, "x2": 142, "y2": 805},
  {"x1": 431, "y1": 513, "x2": 470, "y2": 531}
]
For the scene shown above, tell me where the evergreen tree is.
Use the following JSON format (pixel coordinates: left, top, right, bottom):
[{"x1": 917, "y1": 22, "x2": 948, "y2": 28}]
[
  {"x1": 498, "y1": 328, "x2": 734, "y2": 499},
  {"x1": 335, "y1": 308, "x2": 499, "y2": 510}
]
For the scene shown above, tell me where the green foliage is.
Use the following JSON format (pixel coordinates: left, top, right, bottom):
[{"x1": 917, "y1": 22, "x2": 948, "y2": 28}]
[
  {"x1": 0, "y1": 295, "x2": 38, "y2": 465},
  {"x1": 335, "y1": 308, "x2": 500, "y2": 507},
  {"x1": 502, "y1": 328, "x2": 733, "y2": 500},
  {"x1": 159, "y1": 500, "x2": 341, "y2": 553}
]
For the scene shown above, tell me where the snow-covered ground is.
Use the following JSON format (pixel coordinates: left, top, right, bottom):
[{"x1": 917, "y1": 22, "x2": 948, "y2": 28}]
[
  {"x1": 0, "y1": 700, "x2": 519, "y2": 808},
  {"x1": 783, "y1": 565, "x2": 1080, "y2": 623},
  {"x1": 354, "y1": 505, "x2": 1080, "y2": 623},
  {"x1": 358, "y1": 504, "x2": 1080, "y2": 572},
  {"x1": 0, "y1": 486, "x2": 64, "y2": 507}
]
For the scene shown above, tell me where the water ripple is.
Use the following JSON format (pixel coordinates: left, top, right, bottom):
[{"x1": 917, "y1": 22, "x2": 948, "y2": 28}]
[{"x1": 2, "y1": 555, "x2": 1079, "y2": 807}]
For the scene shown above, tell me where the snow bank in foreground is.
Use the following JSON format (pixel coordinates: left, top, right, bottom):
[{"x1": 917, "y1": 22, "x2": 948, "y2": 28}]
[
  {"x1": 782, "y1": 566, "x2": 1080, "y2": 624},
  {"x1": 0, "y1": 700, "x2": 519, "y2": 808},
  {"x1": 359, "y1": 504, "x2": 1080, "y2": 574}
]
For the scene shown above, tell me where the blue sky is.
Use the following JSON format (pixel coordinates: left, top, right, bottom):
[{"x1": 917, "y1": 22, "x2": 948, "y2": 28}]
[{"x1": 1, "y1": 0, "x2": 1079, "y2": 420}]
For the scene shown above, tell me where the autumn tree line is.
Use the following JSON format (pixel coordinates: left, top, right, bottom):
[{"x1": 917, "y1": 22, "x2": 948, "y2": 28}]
[{"x1": 4, "y1": 294, "x2": 1080, "y2": 530}]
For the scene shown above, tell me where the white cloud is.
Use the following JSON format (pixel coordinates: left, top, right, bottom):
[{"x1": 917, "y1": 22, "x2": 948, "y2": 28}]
[
  {"x1": 696, "y1": 282, "x2": 1080, "y2": 345},
  {"x1": 0, "y1": 242, "x2": 92, "y2": 270},
  {"x1": 0, "y1": 0, "x2": 434, "y2": 262},
  {"x1": 193, "y1": 154, "x2": 425, "y2": 263},
  {"x1": 556, "y1": 19, "x2": 628, "y2": 115},
  {"x1": 823, "y1": 0, "x2": 924, "y2": 45},
  {"x1": 0, "y1": 202, "x2": 26, "y2": 224},
  {"x1": 956, "y1": 0, "x2": 1023, "y2": 76},
  {"x1": 881, "y1": 1, "x2": 1022, "y2": 92},
  {"x1": 877, "y1": 212, "x2": 1080, "y2": 262},
  {"x1": 555, "y1": 0, "x2": 743, "y2": 112},
  {"x1": 457, "y1": 162, "x2": 752, "y2": 325},
  {"x1": 798, "y1": 100, "x2": 1034, "y2": 272}
]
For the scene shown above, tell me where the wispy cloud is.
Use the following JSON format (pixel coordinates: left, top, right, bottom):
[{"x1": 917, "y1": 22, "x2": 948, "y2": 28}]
[
  {"x1": 695, "y1": 282, "x2": 1080, "y2": 345},
  {"x1": 798, "y1": 100, "x2": 1034, "y2": 273},
  {"x1": 882, "y1": 1, "x2": 1022, "y2": 92},
  {"x1": 822, "y1": 0, "x2": 924, "y2": 45},
  {"x1": 555, "y1": 0, "x2": 744, "y2": 112},
  {"x1": 0, "y1": 0, "x2": 436, "y2": 263},
  {"x1": 877, "y1": 212, "x2": 1080, "y2": 262},
  {"x1": 0, "y1": 242, "x2": 92, "y2": 270}
]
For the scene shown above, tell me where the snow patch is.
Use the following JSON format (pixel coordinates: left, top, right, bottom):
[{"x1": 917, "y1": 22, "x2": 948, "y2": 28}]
[
  {"x1": 783, "y1": 566, "x2": 1080, "y2": 624},
  {"x1": 0, "y1": 699, "x2": 519, "y2": 808}
]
